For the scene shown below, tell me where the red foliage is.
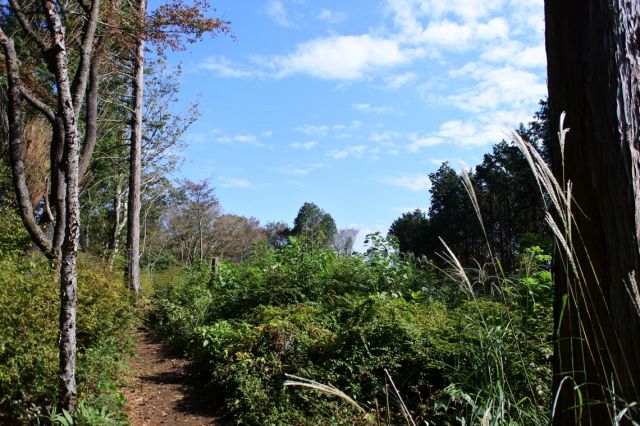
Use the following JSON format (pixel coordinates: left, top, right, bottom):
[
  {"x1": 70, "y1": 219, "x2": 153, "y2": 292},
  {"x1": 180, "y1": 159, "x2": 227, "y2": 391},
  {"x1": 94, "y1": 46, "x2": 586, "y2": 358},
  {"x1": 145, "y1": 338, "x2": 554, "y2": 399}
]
[{"x1": 145, "y1": 0, "x2": 232, "y2": 53}]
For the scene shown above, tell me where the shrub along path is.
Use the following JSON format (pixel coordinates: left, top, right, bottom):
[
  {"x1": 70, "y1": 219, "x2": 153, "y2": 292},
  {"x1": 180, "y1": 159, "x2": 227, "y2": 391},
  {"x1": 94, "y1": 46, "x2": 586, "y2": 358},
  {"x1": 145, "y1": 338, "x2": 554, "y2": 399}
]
[{"x1": 125, "y1": 328, "x2": 223, "y2": 425}]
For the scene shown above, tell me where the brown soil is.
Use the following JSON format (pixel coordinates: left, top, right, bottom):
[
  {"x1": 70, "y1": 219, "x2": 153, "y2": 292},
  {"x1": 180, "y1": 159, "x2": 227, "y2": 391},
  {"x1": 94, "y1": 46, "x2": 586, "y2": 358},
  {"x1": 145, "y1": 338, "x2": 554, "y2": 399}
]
[{"x1": 125, "y1": 328, "x2": 225, "y2": 426}]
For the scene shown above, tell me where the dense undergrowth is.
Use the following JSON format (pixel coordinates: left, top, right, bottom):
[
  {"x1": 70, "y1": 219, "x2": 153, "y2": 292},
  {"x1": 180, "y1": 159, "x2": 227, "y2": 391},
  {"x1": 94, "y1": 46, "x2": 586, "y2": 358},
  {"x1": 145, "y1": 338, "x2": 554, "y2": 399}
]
[
  {"x1": 0, "y1": 206, "x2": 138, "y2": 425},
  {"x1": 149, "y1": 234, "x2": 553, "y2": 425}
]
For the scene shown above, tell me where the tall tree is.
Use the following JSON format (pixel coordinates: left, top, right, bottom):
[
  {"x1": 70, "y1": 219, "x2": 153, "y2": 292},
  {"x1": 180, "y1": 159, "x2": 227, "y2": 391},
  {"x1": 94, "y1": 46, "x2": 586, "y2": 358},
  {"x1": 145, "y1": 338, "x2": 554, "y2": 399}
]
[
  {"x1": 0, "y1": 0, "x2": 101, "y2": 411},
  {"x1": 545, "y1": 1, "x2": 640, "y2": 422},
  {"x1": 125, "y1": 0, "x2": 145, "y2": 292},
  {"x1": 388, "y1": 209, "x2": 430, "y2": 256},
  {"x1": 124, "y1": 0, "x2": 230, "y2": 293},
  {"x1": 334, "y1": 227, "x2": 358, "y2": 256},
  {"x1": 291, "y1": 202, "x2": 337, "y2": 248}
]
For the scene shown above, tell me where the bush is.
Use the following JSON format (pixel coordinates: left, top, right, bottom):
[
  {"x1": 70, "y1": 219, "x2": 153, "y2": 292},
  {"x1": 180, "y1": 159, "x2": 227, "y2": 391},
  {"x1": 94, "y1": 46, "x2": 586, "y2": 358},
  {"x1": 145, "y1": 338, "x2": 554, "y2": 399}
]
[
  {"x1": 149, "y1": 237, "x2": 553, "y2": 424},
  {"x1": 0, "y1": 253, "x2": 138, "y2": 423}
]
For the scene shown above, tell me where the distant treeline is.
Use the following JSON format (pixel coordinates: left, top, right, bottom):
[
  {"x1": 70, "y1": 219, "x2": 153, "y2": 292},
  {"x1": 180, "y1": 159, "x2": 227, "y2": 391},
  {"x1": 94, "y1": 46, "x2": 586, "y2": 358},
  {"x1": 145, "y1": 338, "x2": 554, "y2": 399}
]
[{"x1": 389, "y1": 100, "x2": 551, "y2": 271}]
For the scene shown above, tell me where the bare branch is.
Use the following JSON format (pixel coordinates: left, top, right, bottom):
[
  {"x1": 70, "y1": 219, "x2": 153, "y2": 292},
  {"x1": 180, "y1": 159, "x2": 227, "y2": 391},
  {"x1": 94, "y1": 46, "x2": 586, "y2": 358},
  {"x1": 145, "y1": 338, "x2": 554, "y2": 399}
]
[
  {"x1": 79, "y1": 54, "x2": 100, "y2": 181},
  {"x1": 20, "y1": 86, "x2": 55, "y2": 122},
  {"x1": 0, "y1": 27, "x2": 54, "y2": 257},
  {"x1": 8, "y1": 0, "x2": 48, "y2": 52},
  {"x1": 70, "y1": 0, "x2": 100, "y2": 115}
]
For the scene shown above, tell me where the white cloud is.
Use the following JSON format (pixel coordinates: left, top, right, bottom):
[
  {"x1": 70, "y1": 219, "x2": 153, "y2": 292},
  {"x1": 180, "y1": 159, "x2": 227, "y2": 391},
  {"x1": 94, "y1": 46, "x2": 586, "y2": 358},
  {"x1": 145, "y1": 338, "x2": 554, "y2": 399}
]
[
  {"x1": 217, "y1": 133, "x2": 270, "y2": 148},
  {"x1": 447, "y1": 65, "x2": 547, "y2": 113},
  {"x1": 370, "y1": 131, "x2": 401, "y2": 147},
  {"x1": 327, "y1": 145, "x2": 367, "y2": 160},
  {"x1": 290, "y1": 141, "x2": 318, "y2": 150},
  {"x1": 382, "y1": 173, "x2": 431, "y2": 191},
  {"x1": 317, "y1": 8, "x2": 348, "y2": 24},
  {"x1": 266, "y1": 0, "x2": 294, "y2": 28},
  {"x1": 271, "y1": 163, "x2": 324, "y2": 176},
  {"x1": 513, "y1": 43, "x2": 546, "y2": 68},
  {"x1": 401, "y1": 16, "x2": 509, "y2": 50},
  {"x1": 296, "y1": 124, "x2": 329, "y2": 136},
  {"x1": 219, "y1": 177, "x2": 253, "y2": 189},
  {"x1": 407, "y1": 135, "x2": 444, "y2": 152},
  {"x1": 384, "y1": 72, "x2": 416, "y2": 89},
  {"x1": 435, "y1": 120, "x2": 505, "y2": 147},
  {"x1": 296, "y1": 121, "x2": 362, "y2": 137},
  {"x1": 268, "y1": 34, "x2": 421, "y2": 80},
  {"x1": 199, "y1": 56, "x2": 262, "y2": 78},
  {"x1": 352, "y1": 103, "x2": 396, "y2": 114}
]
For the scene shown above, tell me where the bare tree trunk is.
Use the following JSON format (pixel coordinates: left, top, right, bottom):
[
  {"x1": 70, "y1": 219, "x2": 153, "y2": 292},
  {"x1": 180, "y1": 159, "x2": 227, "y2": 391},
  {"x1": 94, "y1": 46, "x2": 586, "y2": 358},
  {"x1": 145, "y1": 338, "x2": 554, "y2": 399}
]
[
  {"x1": 79, "y1": 56, "x2": 101, "y2": 182},
  {"x1": 545, "y1": 0, "x2": 640, "y2": 423},
  {"x1": 125, "y1": 0, "x2": 146, "y2": 293},
  {"x1": 41, "y1": 0, "x2": 84, "y2": 411},
  {"x1": 110, "y1": 180, "x2": 123, "y2": 254}
]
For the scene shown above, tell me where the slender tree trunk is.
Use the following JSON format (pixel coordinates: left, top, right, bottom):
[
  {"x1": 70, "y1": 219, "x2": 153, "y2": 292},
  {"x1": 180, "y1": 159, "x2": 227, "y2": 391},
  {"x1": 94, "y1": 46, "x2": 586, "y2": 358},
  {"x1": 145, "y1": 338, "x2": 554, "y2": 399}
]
[
  {"x1": 41, "y1": 0, "x2": 84, "y2": 411},
  {"x1": 545, "y1": 1, "x2": 640, "y2": 423},
  {"x1": 126, "y1": 0, "x2": 146, "y2": 293}
]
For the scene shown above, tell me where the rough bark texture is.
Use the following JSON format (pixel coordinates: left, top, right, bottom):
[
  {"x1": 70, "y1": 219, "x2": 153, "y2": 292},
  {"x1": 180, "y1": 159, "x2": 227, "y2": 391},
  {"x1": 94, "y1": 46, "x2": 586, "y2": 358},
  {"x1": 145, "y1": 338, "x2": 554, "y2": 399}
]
[
  {"x1": 126, "y1": 0, "x2": 146, "y2": 294},
  {"x1": 545, "y1": 0, "x2": 640, "y2": 423},
  {"x1": 42, "y1": 0, "x2": 83, "y2": 411},
  {"x1": 2, "y1": 0, "x2": 101, "y2": 413}
]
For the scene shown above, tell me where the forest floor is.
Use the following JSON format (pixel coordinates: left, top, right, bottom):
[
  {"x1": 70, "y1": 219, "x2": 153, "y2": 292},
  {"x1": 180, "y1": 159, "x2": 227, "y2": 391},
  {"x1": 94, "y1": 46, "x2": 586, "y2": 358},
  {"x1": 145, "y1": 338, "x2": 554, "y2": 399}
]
[{"x1": 124, "y1": 328, "x2": 225, "y2": 425}]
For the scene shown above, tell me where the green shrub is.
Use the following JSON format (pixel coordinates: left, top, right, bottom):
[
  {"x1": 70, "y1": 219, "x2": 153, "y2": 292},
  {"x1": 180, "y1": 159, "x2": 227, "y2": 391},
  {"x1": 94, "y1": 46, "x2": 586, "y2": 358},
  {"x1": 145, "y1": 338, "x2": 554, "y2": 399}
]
[
  {"x1": 149, "y1": 237, "x2": 553, "y2": 424},
  {"x1": 0, "y1": 254, "x2": 137, "y2": 423}
]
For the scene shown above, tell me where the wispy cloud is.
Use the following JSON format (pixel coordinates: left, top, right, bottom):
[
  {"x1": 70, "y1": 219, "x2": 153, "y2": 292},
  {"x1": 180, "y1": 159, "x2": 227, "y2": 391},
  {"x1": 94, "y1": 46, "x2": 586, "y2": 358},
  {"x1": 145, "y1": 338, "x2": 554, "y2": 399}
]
[
  {"x1": 327, "y1": 145, "x2": 367, "y2": 160},
  {"x1": 198, "y1": 56, "x2": 263, "y2": 79},
  {"x1": 290, "y1": 141, "x2": 318, "y2": 150},
  {"x1": 296, "y1": 124, "x2": 330, "y2": 137},
  {"x1": 317, "y1": 8, "x2": 348, "y2": 24},
  {"x1": 219, "y1": 177, "x2": 253, "y2": 189},
  {"x1": 382, "y1": 173, "x2": 431, "y2": 191},
  {"x1": 296, "y1": 121, "x2": 362, "y2": 137},
  {"x1": 407, "y1": 135, "x2": 444, "y2": 152},
  {"x1": 352, "y1": 103, "x2": 397, "y2": 115},
  {"x1": 217, "y1": 133, "x2": 271, "y2": 148},
  {"x1": 271, "y1": 163, "x2": 324, "y2": 176},
  {"x1": 266, "y1": 0, "x2": 294, "y2": 28},
  {"x1": 383, "y1": 71, "x2": 417, "y2": 89}
]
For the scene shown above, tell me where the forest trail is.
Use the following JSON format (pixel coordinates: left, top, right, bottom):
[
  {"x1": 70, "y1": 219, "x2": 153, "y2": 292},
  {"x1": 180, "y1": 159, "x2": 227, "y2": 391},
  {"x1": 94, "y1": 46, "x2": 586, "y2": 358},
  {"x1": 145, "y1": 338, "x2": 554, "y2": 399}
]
[{"x1": 125, "y1": 328, "x2": 223, "y2": 425}]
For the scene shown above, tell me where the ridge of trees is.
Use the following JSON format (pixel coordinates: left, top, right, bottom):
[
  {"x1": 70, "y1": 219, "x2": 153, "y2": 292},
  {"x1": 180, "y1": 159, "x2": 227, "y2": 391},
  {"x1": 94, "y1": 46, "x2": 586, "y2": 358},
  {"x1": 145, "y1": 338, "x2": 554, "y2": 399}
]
[{"x1": 389, "y1": 101, "x2": 551, "y2": 272}]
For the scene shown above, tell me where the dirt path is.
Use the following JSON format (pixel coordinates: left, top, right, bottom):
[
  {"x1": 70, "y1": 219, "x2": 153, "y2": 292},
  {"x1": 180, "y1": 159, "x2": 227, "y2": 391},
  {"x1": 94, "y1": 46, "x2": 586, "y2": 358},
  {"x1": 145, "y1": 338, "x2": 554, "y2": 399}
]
[{"x1": 125, "y1": 328, "x2": 224, "y2": 426}]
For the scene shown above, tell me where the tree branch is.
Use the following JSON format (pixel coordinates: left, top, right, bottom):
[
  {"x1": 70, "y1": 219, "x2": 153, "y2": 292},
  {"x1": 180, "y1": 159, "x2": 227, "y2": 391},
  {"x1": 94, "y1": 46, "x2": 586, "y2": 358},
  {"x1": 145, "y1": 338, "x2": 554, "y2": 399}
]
[
  {"x1": 79, "y1": 53, "x2": 100, "y2": 181},
  {"x1": 70, "y1": 0, "x2": 100, "y2": 116},
  {"x1": 0, "y1": 27, "x2": 55, "y2": 258},
  {"x1": 20, "y1": 86, "x2": 55, "y2": 122},
  {"x1": 8, "y1": 0, "x2": 48, "y2": 52}
]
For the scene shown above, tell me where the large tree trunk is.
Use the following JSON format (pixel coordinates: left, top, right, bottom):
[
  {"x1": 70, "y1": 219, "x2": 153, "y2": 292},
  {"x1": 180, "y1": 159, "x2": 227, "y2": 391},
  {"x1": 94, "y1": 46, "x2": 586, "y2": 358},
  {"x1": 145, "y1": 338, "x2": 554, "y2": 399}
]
[
  {"x1": 545, "y1": 1, "x2": 640, "y2": 423},
  {"x1": 125, "y1": 0, "x2": 146, "y2": 293}
]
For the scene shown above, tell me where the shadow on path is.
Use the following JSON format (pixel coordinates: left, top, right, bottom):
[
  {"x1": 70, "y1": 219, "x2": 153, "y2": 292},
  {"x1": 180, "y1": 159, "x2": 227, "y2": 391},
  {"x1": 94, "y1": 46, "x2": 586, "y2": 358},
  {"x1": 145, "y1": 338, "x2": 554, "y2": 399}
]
[{"x1": 125, "y1": 328, "x2": 229, "y2": 426}]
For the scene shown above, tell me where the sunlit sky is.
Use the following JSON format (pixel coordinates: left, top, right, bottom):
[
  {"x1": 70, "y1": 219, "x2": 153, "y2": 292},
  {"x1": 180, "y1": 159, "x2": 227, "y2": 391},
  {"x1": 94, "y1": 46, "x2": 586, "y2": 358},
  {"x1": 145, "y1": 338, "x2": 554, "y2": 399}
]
[{"x1": 162, "y1": 0, "x2": 547, "y2": 249}]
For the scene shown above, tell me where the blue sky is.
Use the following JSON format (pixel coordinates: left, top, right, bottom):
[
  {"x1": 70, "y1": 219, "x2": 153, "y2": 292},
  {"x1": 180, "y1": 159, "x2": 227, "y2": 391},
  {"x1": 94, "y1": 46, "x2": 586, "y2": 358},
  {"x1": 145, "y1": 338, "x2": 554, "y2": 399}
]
[{"x1": 163, "y1": 0, "x2": 547, "y2": 249}]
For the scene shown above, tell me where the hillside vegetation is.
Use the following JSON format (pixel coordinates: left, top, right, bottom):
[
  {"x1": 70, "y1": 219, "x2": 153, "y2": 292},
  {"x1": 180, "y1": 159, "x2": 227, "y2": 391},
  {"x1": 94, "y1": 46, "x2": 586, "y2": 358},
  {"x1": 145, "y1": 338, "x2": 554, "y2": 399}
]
[{"x1": 150, "y1": 235, "x2": 553, "y2": 424}]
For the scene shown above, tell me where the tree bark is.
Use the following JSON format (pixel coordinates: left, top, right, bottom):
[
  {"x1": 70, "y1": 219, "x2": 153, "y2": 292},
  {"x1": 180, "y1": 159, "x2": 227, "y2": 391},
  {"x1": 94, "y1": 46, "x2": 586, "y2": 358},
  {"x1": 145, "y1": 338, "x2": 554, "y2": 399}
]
[
  {"x1": 125, "y1": 0, "x2": 146, "y2": 293},
  {"x1": 79, "y1": 56, "x2": 101, "y2": 182},
  {"x1": 545, "y1": 0, "x2": 640, "y2": 423},
  {"x1": 41, "y1": 0, "x2": 85, "y2": 411},
  {"x1": 0, "y1": 29, "x2": 55, "y2": 258}
]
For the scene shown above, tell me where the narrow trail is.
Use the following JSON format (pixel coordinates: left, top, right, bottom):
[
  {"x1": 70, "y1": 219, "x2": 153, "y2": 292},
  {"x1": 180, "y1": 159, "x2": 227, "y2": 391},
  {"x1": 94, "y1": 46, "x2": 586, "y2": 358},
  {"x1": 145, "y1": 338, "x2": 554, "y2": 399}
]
[{"x1": 125, "y1": 328, "x2": 224, "y2": 426}]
